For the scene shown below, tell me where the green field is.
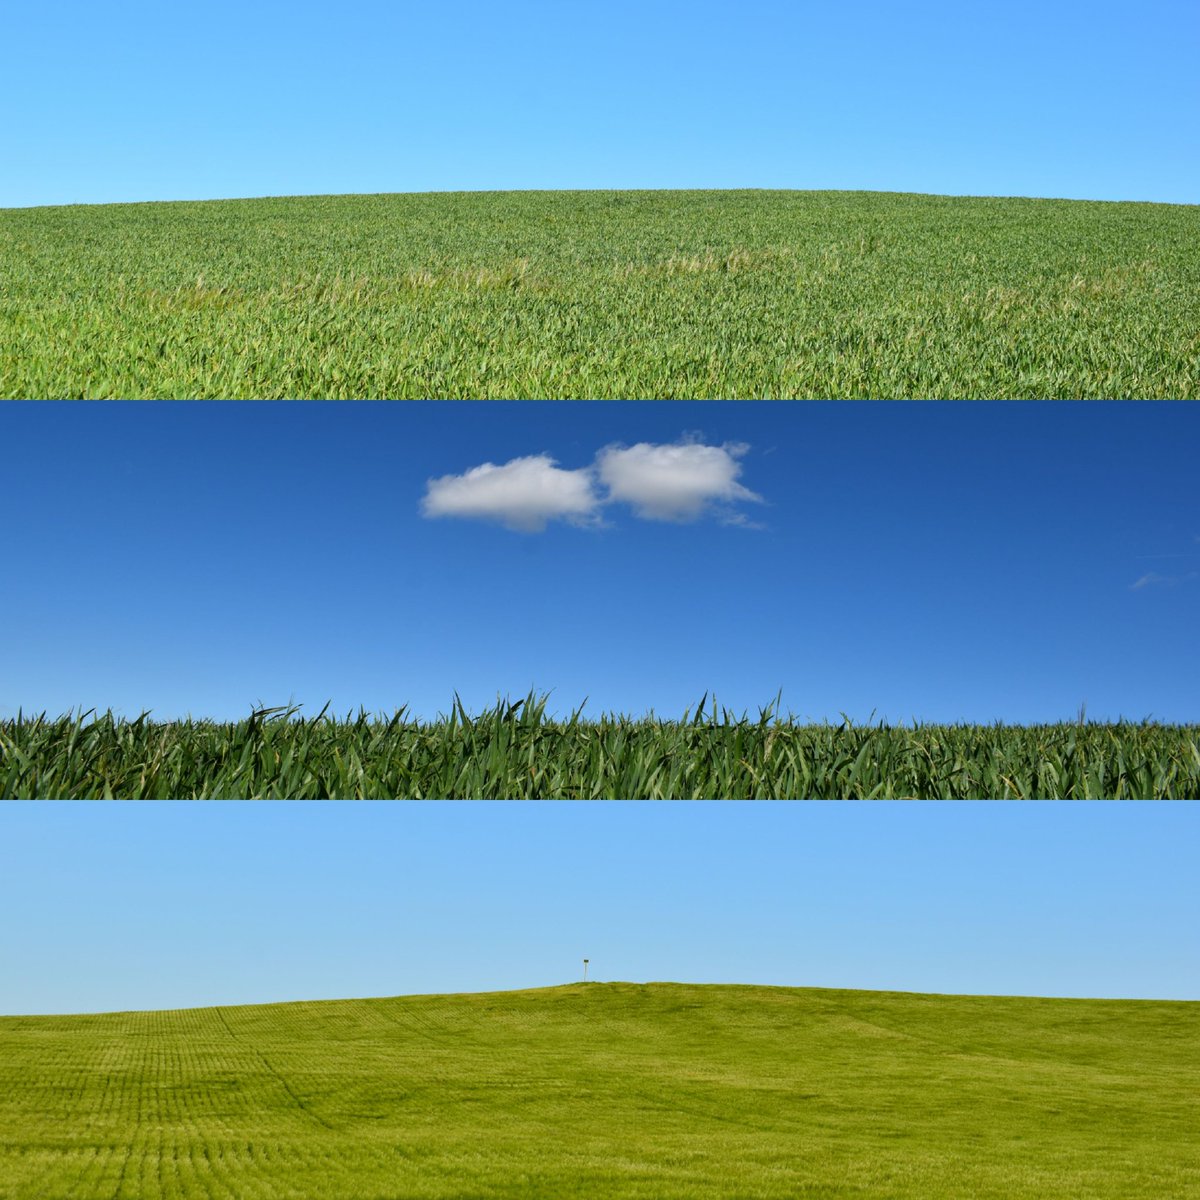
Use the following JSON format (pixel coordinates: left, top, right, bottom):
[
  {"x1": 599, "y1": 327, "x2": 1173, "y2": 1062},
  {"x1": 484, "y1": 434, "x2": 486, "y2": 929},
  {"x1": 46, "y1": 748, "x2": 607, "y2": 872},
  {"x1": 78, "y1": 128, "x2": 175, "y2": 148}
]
[
  {"x1": 3, "y1": 695, "x2": 1198, "y2": 798},
  {"x1": 3, "y1": 189, "x2": 1196, "y2": 398},
  {"x1": 1, "y1": 982, "x2": 1195, "y2": 1199}
]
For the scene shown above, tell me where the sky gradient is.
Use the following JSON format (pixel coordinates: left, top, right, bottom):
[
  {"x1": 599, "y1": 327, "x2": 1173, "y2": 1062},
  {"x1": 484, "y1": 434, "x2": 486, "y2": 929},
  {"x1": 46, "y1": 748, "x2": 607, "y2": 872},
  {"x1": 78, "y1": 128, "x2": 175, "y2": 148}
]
[
  {"x1": 2, "y1": 800, "x2": 1197, "y2": 1015},
  {"x1": 3, "y1": 400, "x2": 1198, "y2": 729},
  {"x1": 5, "y1": 0, "x2": 1197, "y2": 209}
]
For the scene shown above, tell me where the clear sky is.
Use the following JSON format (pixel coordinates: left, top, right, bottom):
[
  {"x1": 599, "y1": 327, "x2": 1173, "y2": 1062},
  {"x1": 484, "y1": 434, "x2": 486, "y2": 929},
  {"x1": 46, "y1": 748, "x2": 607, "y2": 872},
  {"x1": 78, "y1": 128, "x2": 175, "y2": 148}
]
[
  {"x1": 3, "y1": 400, "x2": 1198, "y2": 729},
  {"x1": 1, "y1": 800, "x2": 1196, "y2": 1015},
  {"x1": 4, "y1": 0, "x2": 1196, "y2": 209}
]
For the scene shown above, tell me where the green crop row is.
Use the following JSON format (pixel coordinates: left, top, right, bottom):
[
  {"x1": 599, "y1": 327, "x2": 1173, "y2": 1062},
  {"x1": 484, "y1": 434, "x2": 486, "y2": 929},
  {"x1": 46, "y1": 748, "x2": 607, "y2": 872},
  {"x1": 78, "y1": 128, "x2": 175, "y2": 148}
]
[
  {"x1": 3, "y1": 692, "x2": 1196, "y2": 798},
  {"x1": 3, "y1": 189, "x2": 1197, "y2": 398}
]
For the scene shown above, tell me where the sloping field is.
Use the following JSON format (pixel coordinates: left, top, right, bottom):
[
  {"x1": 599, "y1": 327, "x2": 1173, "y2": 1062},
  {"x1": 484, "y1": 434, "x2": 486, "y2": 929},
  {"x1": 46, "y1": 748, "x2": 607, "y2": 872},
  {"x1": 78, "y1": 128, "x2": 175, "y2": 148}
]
[
  {"x1": 1, "y1": 982, "x2": 1195, "y2": 1199},
  {"x1": 2, "y1": 189, "x2": 1196, "y2": 398}
]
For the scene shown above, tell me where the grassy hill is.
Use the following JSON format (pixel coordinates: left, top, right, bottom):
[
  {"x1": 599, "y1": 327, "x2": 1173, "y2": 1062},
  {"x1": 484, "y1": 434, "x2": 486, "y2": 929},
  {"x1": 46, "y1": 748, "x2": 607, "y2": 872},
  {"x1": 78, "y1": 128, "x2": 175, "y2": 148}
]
[
  {"x1": 1, "y1": 982, "x2": 1195, "y2": 1199},
  {"x1": 3, "y1": 189, "x2": 1196, "y2": 398}
]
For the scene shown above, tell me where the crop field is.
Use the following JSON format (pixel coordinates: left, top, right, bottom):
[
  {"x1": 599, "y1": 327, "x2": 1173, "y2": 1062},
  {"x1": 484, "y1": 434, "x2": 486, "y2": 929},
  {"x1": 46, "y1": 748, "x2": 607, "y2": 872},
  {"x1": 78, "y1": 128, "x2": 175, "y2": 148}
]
[
  {"x1": 2, "y1": 189, "x2": 1197, "y2": 399},
  {"x1": 1, "y1": 982, "x2": 1196, "y2": 1200},
  {"x1": 3, "y1": 694, "x2": 1197, "y2": 798}
]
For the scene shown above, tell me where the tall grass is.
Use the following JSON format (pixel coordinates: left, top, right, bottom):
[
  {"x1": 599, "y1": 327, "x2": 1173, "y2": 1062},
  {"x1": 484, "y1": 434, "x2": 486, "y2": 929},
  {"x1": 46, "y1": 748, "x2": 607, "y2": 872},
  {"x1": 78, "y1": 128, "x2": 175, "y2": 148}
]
[
  {"x1": 3, "y1": 189, "x2": 1197, "y2": 397},
  {"x1": 1, "y1": 983, "x2": 1195, "y2": 1199},
  {"x1": 3, "y1": 692, "x2": 1196, "y2": 798}
]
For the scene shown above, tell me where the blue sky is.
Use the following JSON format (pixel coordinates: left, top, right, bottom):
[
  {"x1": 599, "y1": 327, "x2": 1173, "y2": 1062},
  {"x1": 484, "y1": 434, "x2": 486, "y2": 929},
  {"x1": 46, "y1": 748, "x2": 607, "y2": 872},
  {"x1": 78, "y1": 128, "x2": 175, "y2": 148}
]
[
  {"x1": 2, "y1": 800, "x2": 1197, "y2": 1014},
  {"x1": 4, "y1": 0, "x2": 1196, "y2": 209},
  {"x1": 3, "y1": 400, "x2": 1198, "y2": 728}
]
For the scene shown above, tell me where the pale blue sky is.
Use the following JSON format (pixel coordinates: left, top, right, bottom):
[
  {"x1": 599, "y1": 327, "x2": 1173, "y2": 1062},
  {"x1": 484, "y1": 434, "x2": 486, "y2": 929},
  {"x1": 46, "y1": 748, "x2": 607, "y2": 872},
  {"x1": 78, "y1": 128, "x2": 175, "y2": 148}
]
[
  {"x1": 3, "y1": 401, "x2": 1198, "y2": 729},
  {"x1": 4, "y1": 0, "x2": 1196, "y2": 209},
  {"x1": 2, "y1": 800, "x2": 1197, "y2": 1015}
]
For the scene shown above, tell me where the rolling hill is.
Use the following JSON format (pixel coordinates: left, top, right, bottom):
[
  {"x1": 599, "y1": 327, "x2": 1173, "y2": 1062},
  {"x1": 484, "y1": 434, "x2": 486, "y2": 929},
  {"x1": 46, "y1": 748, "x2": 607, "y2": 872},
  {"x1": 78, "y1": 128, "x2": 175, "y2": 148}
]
[{"x1": 1, "y1": 981, "x2": 1195, "y2": 1198}]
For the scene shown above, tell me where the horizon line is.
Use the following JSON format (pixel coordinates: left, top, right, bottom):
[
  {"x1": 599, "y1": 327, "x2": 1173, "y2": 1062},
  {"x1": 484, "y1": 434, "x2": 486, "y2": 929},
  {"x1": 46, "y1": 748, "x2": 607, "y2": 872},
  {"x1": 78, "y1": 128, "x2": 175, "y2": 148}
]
[
  {"x1": 4, "y1": 186, "x2": 1196, "y2": 213},
  {"x1": 6, "y1": 979, "x2": 1198, "y2": 1020}
]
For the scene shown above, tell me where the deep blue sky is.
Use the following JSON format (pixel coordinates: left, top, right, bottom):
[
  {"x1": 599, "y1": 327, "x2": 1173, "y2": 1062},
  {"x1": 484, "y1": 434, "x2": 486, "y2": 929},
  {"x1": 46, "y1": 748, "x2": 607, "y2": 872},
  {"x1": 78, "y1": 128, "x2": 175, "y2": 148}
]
[
  {"x1": 3, "y1": 400, "x2": 1198, "y2": 728},
  {"x1": 4, "y1": 1, "x2": 1196, "y2": 209},
  {"x1": 2, "y1": 800, "x2": 1197, "y2": 1014}
]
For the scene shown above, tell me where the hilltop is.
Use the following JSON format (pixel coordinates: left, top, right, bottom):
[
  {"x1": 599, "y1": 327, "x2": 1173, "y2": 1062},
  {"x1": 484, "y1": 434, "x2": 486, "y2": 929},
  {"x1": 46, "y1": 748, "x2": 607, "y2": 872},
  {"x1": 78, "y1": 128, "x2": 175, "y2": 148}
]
[{"x1": 3, "y1": 189, "x2": 1196, "y2": 397}]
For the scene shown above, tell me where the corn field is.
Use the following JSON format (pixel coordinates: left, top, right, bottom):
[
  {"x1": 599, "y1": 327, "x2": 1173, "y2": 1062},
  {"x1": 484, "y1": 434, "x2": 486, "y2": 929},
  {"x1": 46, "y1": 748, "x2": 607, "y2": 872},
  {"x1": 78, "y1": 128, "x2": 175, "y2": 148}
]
[{"x1": 3, "y1": 693, "x2": 1196, "y2": 799}]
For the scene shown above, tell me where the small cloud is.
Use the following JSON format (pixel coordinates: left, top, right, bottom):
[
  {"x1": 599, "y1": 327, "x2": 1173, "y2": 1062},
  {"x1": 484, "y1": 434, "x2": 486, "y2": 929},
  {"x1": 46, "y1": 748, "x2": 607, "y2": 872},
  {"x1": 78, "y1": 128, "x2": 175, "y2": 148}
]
[
  {"x1": 595, "y1": 439, "x2": 764, "y2": 523},
  {"x1": 717, "y1": 511, "x2": 767, "y2": 530},
  {"x1": 1129, "y1": 571, "x2": 1197, "y2": 590},
  {"x1": 421, "y1": 454, "x2": 599, "y2": 533},
  {"x1": 1130, "y1": 573, "x2": 1168, "y2": 590}
]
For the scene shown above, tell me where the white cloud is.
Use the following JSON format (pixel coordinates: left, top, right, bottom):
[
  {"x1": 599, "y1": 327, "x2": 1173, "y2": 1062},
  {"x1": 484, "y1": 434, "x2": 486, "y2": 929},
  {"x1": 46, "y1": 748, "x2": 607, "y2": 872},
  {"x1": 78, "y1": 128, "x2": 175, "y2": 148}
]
[
  {"x1": 595, "y1": 439, "x2": 764, "y2": 522},
  {"x1": 421, "y1": 454, "x2": 599, "y2": 533},
  {"x1": 421, "y1": 438, "x2": 766, "y2": 532}
]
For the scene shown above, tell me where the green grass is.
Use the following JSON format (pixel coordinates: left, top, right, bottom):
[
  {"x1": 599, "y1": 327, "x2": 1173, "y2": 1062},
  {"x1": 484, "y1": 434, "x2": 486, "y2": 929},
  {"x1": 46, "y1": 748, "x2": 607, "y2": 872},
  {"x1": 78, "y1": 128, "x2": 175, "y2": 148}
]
[
  {"x1": 1, "y1": 982, "x2": 1195, "y2": 1199},
  {"x1": 3, "y1": 189, "x2": 1196, "y2": 398},
  {"x1": 3, "y1": 693, "x2": 1197, "y2": 798}
]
